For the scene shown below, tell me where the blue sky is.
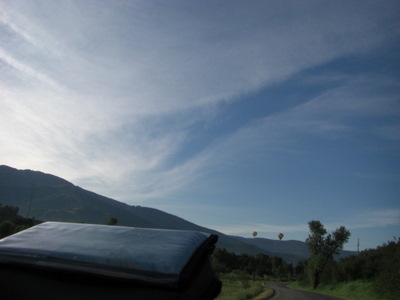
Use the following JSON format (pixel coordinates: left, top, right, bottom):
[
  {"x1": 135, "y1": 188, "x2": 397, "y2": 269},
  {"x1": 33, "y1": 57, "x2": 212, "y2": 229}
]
[{"x1": 1, "y1": 0, "x2": 399, "y2": 251}]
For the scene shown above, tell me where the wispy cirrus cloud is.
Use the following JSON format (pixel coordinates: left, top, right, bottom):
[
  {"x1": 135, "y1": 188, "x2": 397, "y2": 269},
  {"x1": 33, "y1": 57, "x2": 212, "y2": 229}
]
[
  {"x1": 1, "y1": 1, "x2": 399, "y2": 250},
  {"x1": 177, "y1": 73, "x2": 400, "y2": 177},
  {"x1": 1, "y1": 0, "x2": 399, "y2": 201},
  {"x1": 349, "y1": 209, "x2": 400, "y2": 229}
]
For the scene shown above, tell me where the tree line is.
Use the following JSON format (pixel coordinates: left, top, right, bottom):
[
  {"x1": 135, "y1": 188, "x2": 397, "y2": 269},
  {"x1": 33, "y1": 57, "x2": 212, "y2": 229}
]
[
  {"x1": 295, "y1": 220, "x2": 399, "y2": 299},
  {"x1": 296, "y1": 238, "x2": 400, "y2": 299},
  {"x1": 211, "y1": 247, "x2": 295, "y2": 280},
  {"x1": 211, "y1": 220, "x2": 349, "y2": 283},
  {"x1": 0, "y1": 204, "x2": 37, "y2": 238},
  {"x1": 212, "y1": 220, "x2": 399, "y2": 299}
]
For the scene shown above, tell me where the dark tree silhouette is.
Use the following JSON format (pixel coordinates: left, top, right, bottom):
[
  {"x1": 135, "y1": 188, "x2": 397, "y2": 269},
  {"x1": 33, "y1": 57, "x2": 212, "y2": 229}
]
[
  {"x1": 306, "y1": 220, "x2": 350, "y2": 289},
  {"x1": 107, "y1": 217, "x2": 118, "y2": 226}
]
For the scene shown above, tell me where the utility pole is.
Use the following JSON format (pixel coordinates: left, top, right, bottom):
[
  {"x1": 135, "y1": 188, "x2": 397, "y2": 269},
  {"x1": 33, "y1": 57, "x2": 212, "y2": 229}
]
[{"x1": 27, "y1": 183, "x2": 35, "y2": 218}]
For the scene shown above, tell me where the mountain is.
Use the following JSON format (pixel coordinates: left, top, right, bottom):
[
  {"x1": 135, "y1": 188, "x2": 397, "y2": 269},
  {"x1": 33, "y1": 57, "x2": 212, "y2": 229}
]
[
  {"x1": 240, "y1": 237, "x2": 311, "y2": 258},
  {"x1": 238, "y1": 236, "x2": 355, "y2": 260},
  {"x1": 0, "y1": 165, "x2": 355, "y2": 263}
]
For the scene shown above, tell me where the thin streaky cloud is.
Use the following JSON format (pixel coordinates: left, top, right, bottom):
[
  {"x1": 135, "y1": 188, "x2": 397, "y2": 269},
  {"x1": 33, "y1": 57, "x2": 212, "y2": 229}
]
[
  {"x1": 103, "y1": 72, "x2": 400, "y2": 201},
  {"x1": 2, "y1": 0, "x2": 397, "y2": 115},
  {"x1": 0, "y1": 48, "x2": 62, "y2": 90},
  {"x1": 350, "y1": 209, "x2": 400, "y2": 229},
  {"x1": 0, "y1": 0, "x2": 399, "y2": 250}
]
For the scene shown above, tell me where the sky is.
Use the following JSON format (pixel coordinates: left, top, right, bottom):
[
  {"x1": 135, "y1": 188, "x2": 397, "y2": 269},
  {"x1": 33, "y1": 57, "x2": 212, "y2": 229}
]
[{"x1": 1, "y1": 0, "x2": 399, "y2": 251}]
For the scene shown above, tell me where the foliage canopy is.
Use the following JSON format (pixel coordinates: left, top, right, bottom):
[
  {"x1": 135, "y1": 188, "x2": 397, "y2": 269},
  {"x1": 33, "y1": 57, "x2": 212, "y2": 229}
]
[{"x1": 305, "y1": 220, "x2": 350, "y2": 289}]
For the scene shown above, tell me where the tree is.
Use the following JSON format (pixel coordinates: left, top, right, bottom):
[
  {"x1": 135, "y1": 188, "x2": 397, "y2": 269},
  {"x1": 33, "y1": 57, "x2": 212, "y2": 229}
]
[
  {"x1": 305, "y1": 220, "x2": 350, "y2": 289},
  {"x1": 107, "y1": 217, "x2": 118, "y2": 226},
  {"x1": 0, "y1": 220, "x2": 15, "y2": 238},
  {"x1": 0, "y1": 204, "x2": 19, "y2": 221}
]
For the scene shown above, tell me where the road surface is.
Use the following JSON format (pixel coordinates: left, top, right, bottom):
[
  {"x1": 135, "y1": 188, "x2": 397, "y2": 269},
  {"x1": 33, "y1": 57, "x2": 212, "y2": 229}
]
[{"x1": 268, "y1": 283, "x2": 343, "y2": 300}]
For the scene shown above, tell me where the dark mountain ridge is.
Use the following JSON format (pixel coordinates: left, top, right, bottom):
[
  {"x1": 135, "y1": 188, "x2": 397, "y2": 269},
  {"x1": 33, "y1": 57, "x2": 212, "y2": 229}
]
[
  {"x1": 0, "y1": 165, "x2": 71, "y2": 187},
  {"x1": 0, "y1": 165, "x2": 355, "y2": 263}
]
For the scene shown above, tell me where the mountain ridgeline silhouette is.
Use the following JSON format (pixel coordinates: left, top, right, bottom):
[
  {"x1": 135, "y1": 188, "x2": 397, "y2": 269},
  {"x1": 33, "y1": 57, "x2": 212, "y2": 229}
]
[{"x1": 0, "y1": 165, "x2": 354, "y2": 263}]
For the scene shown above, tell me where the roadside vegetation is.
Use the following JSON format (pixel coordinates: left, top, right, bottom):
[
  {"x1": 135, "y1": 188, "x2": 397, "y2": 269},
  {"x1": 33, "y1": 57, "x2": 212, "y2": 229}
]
[
  {"x1": 211, "y1": 248, "x2": 292, "y2": 299},
  {"x1": 292, "y1": 280, "x2": 385, "y2": 300},
  {"x1": 212, "y1": 248, "x2": 295, "y2": 280},
  {"x1": 0, "y1": 204, "x2": 37, "y2": 238},
  {"x1": 215, "y1": 271, "x2": 273, "y2": 300},
  {"x1": 212, "y1": 220, "x2": 399, "y2": 300},
  {"x1": 295, "y1": 234, "x2": 399, "y2": 300}
]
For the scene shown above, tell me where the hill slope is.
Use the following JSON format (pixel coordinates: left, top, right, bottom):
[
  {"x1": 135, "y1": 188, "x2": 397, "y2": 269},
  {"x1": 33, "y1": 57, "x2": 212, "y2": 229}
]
[
  {"x1": 0, "y1": 166, "x2": 283, "y2": 258},
  {"x1": 0, "y1": 165, "x2": 354, "y2": 262},
  {"x1": 239, "y1": 236, "x2": 354, "y2": 260}
]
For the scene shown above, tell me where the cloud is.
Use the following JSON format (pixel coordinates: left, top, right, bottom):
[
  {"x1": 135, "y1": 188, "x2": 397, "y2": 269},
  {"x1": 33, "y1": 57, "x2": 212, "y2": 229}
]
[
  {"x1": 349, "y1": 209, "x2": 400, "y2": 229},
  {"x1": 3, "y1": 0, "x2": 397, "y2": 109},
  {"x1": 1, "y1": 0, "x2": 399, "y2": 202},
  {"x1": 184, "y1": 73, "x2": 399, "y2": 171}
]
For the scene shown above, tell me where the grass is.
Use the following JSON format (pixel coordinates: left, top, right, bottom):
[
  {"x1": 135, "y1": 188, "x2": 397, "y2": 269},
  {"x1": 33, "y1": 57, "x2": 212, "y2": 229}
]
[
  {"x1": 251, "y1": 289, "x2": 274, "y2": 300},
  {"x1": 290, "y1": 280, "x2": 396, "y2": 300},
  {"x1": 215, "y1": 273, "x2": 273, "y2": 300}
]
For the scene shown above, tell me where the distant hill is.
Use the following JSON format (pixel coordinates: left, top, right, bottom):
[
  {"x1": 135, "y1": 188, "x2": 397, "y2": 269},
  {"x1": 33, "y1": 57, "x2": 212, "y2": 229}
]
[
  {"x1": 0, "y1": 165, "x2": 355, "y2": 263},
  {"x1": 238, "y1": 236, "x2": 354, "y2": 260},
  {"x1": 240, "y1": 237, "x2": 310, "y2": 258}
]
